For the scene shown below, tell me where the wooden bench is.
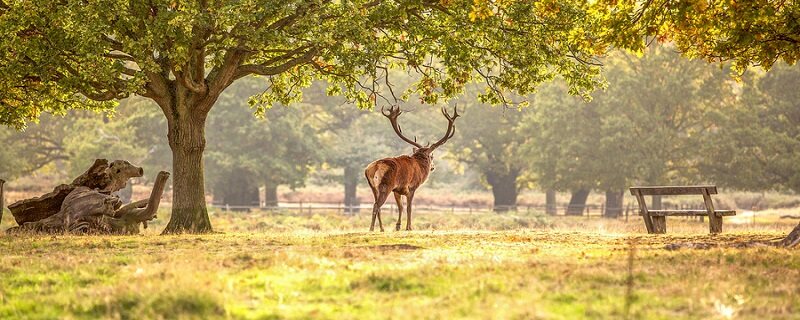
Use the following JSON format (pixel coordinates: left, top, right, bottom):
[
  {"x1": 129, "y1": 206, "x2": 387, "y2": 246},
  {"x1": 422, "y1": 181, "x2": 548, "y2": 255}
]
[{"x1": 629, "y1": 186, "x2": 736, "y2": 234}]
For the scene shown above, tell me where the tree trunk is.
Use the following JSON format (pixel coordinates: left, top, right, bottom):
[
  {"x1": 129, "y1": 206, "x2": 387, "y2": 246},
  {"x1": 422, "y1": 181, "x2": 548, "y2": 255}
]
[
  {"x1": 263, "y1": 180, "x2": 278, "y2": 208},
  {"x1": 566, "y1": 189, "x2": 590, "y2": 215},
  {"x1": 604, "y1": 189, "x2": 624, "y2": 218},
  {"x1": 163, "y1": 113, "x2": 212, "y2": 234},
  {"x1": 213, "y1": 168, "x2": 259, "y2": 211},
  {"x1": 486, "y1": 170, "x2": 519, "y2": 212},
  {"x1": 651, "y1": 195, "x2": 662, "y2": 210},
  {"x1": 343, "y1": 166, "x2": 360, "y2": 214},
  {"x1": 545, "y1": 189, "x2": 556, "y2": 215}
]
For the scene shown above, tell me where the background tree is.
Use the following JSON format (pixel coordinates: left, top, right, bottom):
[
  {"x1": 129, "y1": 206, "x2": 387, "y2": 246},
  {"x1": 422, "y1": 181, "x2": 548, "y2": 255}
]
[
  {"x1": 703, "y1": 64, "x2": 800, "y2": 195},
  {"x1": 452, "y1": 102, "x2": 528, "y2": 212},
  {"x1": 1, "y1": 0, "x2": 616, "y2": 233},
  {"x1": 520, "y1": 83, "x2": 599, "y2": 215},
  {"x1": 206, "y1": 78, "x2": 323, "y2": 208},
  {"x1": 0, "y1": 114, "x2": 72, "y2": 180},
  {"x1": 521, "y1": 45, "x2": 733, "y2": 216},
  {"x1": 321, "y1": 112, "x2": 393, "y2": 213},
  {"x1": 62, "y1": 118, "x2": 145, "y2": 178}
]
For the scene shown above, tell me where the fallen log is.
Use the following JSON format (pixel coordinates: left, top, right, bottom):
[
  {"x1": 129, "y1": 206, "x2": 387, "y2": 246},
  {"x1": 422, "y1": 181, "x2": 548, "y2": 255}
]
[
  {"x1": 8, "y1": 159, "x2": 144, "y2": 224},
  {"x1": 12, "y1": 171, "x2": 170, "y2": 235}
]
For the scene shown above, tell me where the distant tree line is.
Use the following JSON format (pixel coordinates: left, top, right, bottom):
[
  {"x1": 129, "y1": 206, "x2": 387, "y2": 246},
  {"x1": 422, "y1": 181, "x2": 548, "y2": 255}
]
[{"x1": 2, "y1": 45, "x2": 799, "y2": 215}]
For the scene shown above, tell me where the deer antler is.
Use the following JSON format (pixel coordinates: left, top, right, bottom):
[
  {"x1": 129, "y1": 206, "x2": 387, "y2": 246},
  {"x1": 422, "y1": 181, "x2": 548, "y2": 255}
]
[
  {"x1": 382, "y1": 105, "x2": 424, "y2": 148},
  {"x1": 428, "y1": 105, "x2": 460, "y2": 151}
]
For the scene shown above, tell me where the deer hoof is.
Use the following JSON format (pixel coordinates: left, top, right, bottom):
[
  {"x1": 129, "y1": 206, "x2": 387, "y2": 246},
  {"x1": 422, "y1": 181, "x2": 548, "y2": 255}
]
[{"x1": 395, "y1": 224, "x2": 401, "y2": 231}]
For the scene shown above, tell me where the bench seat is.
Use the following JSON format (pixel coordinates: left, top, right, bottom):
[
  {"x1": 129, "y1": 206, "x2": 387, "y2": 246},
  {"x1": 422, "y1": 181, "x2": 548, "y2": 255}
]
[{"x1": 638, "y1": 210, "x2": 736, "y2": 217}]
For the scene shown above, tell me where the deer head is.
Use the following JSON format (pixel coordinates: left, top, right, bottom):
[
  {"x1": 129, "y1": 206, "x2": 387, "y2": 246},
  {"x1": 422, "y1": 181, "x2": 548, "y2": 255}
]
[{"x1": 381, "y1": 105, "x2": 460, "y2": 170}]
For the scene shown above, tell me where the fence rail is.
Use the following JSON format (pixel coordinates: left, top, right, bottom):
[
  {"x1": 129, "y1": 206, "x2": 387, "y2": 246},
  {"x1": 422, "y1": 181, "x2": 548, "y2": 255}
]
[
  {"x1": 207, "y1": 201, "x2": 725, "y2": 223},
  {"x1": 211, "y1": 201, "x2": 635, "y2": 217}
]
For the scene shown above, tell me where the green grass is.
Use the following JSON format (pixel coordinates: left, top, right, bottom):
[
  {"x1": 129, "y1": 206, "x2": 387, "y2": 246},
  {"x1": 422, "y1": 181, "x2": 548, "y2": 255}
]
[{"x1": 1, "y1": 209, "x2": 799, "y2": 319}]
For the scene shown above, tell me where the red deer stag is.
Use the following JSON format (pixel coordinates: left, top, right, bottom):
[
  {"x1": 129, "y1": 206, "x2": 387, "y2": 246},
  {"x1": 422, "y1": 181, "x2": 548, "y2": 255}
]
[{"x1": 365, "y1": 105, "x2": 459, "y2": 232}]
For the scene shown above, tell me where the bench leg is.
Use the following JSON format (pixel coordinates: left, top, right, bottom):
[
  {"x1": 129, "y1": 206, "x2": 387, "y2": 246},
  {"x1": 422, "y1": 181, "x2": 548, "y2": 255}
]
[
  {"x1": 652, "y1": 216, "x2": 666, "y2": 234},
  {"x1": 709, "y1": 215, "x2": 722, "y2": 234}
]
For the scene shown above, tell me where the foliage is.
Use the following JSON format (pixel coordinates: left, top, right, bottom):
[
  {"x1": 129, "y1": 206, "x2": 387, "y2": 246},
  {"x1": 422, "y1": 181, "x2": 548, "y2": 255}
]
[
  {"x1": 62, "y1": 118, "x2": 146, "y2": 178},
  {"x1": 0, "y1": 0, "x2": 614, "y2": 128},
  {"x1": 450, "y1": 100, "x2": 529, "y2": 205},
  {"x1": 0, "y1": 0, "x2": 625, "y2": 232},
  {"x1": 520, "y1": 45, "x2": 735, "y2": 192},
  {"x1": 0, "y1": 114, "x2": 71, "y2": 180},
  {"x1": 119, "y1": 98, "x2": 173, "y2": 177},
  {"x1": 599, "y1": 0, "x2": 800, "y2": 74},
  {"x1": 703, "y1": 63, "x2": 800, "y2": 192},
  {"x1": 206, "y1": 78, "x2": 323, "y2": 194}
]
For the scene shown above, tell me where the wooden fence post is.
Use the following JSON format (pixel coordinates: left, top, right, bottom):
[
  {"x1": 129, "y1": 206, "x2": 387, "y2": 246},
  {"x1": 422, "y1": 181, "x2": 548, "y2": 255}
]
[
  {"x1": 624, "y1": 203, "x2": 629, "y2": 222},
  {"x1": 0, "y1": 179, "x2": 5, "y2": 225}
]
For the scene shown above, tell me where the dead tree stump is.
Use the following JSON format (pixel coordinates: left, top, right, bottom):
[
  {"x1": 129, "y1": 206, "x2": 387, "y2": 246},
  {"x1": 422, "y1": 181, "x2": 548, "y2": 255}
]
[
  {"x1": 8, "y1": 159, "x2": 144, "y2": 225},
  {"x1": 5, "y1": 159, "x2": 169, "y2": 235},
  {"x1": 781, "y1": 223, "x2": 800, "y2": 248}
]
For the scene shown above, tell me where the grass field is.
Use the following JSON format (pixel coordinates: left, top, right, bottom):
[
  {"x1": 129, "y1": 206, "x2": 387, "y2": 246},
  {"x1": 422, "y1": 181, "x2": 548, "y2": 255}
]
[{"x1": 1, "y1": 209, "x2": 799, "y2": 319}]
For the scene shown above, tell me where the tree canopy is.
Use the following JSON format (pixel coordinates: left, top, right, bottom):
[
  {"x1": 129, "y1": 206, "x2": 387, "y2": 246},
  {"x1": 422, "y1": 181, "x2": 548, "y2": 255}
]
[{"x1": 0, "y1": 0, "x2": 623, "y2": 233}]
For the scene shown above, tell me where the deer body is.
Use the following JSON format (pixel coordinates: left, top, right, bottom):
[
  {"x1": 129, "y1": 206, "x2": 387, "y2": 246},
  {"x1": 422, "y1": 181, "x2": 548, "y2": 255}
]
[
  {"x1": 366, "y1": 154, "x2": 431, "y2": 196},
  {"x1": 365, "y1": 106, "x2": 458, "y2": 232}
]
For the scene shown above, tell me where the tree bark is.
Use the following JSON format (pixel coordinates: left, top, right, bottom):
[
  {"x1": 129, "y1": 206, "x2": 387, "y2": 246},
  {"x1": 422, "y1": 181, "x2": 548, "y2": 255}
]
[
  {"x1": 486, "y1": 169, "x2": 519, "y2": 212},
  {"x1": 162, "y1": 112, "x2": 213, "y2": 234},
  {"x1": 9, "y1": 171, "x2": 168, "y2": 234},
  {"x1": 545, "y1": 189, "x2": 557, "y2": 215},
  {"x1": 343, "y1": 166, "x2": 360, "y2": 214},
  {"x1": 651, "y1": 195, "x2": 662, "y2": 210},
  {"x1": 263, "y1": 179, "x2": 278, "y2": 208},
  {"x1": 780, "y1": 223, "x2": 800, "y2": 247},
  {"x1": 604, "y1": 189, "x2": 624, "y2": 218},
  {"x1": 566, "y1": 189, "x2": 590, "y2": 215},
  {"x1": 8, "y1": 159, "x2": 143, "y2": 224},
  {"x1": 213, "y1": 168, "x2": 259, "y2": 211}
]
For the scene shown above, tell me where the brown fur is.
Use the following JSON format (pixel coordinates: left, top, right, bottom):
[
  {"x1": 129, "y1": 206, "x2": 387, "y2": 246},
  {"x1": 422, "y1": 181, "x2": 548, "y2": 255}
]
[
  {"x1": 366, "y1": 105, "x2": 459, "y2": 232},
  {"x1": 365, "y1": 152, "x2": 431, "y2": 196},
  {"x1": 365, "y1": 148, "x2": 434, "y2": 232}
]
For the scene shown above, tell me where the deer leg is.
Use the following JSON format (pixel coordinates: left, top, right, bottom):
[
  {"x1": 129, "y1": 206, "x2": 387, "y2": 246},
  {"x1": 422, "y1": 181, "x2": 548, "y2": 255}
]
[
  {"x1": 394, "y1": 192, "x2": 404, "y2": 231},
  {"x1": 371, "y1": 190, "x2": 389, "y2": 232},
  {"x1": 369, "y1": 201, "x2": 377, "y2": 232},
  {"x1": 406, "y1": 190, "x2": 415, "y2": 231}
]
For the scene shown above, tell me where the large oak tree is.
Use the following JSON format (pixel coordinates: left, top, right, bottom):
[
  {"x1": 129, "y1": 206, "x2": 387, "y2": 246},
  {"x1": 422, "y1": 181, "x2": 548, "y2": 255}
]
[{"x1": 0, "y1": 0, "x2": 614, "y2": 233}]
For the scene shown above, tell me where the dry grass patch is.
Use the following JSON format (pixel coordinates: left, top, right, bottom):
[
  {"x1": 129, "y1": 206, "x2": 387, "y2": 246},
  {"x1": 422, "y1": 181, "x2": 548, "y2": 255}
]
[{"x1": 1, "y1": 209, "x2": 799, "y2": 319}]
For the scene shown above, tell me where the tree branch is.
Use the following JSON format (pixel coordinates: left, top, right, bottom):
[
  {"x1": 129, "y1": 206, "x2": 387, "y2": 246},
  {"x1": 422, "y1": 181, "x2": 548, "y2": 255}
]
[{"x1": 233, "y1": 47, "x2": 318, "y2": 79}]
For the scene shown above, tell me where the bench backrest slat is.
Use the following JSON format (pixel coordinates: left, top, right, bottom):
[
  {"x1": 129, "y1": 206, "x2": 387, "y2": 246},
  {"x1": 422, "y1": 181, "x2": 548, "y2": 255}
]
[{"x1": 629, "y1": 185, "x2": 717, "y2": 196}]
